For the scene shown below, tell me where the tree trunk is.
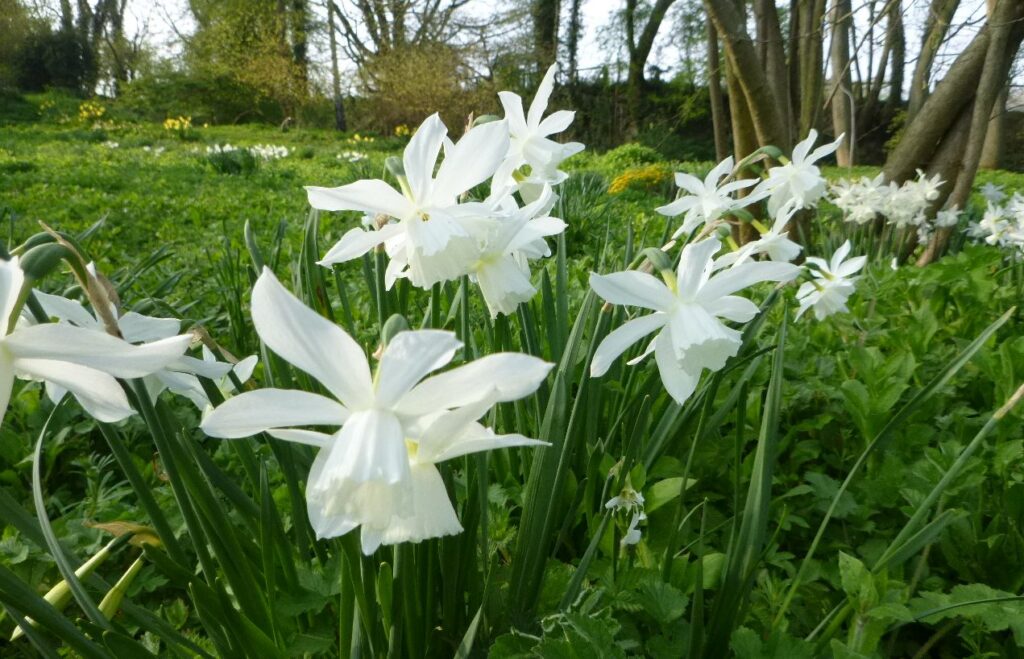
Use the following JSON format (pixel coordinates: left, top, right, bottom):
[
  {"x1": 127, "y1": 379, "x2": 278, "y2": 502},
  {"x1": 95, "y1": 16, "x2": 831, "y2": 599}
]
[
  {"x1": 327, "y1": 0, "x2": 347, "y2": 131},
  {"x1": 753, "y1": 0, "x2": 792, "y2": 145},
  {"x1": 705, "y1": 0, "x2": 789, "y2": 148},
  {"x1": 625, "y1": 0, "x2": 677, "y2": 135},
  {"x1": 291, "y1": 0, "x2": 310, "y2": 90},
  {"x1": 708, "y1": 21, "x2": 730, "y2": 161},
  {"x1": 797, "y1": 0, "x2": 826, "y2": 137},
  {"x1": 917, "y1": 0, "x2": 1024, "y2": 264},
  {"x1": 881, "y1": 23, "x2": 993, "y2": 184},
  {"x1": 567, "y1": 0, "x2": 583, "y2": 85},
  {"x1": 979, "y1": 84, "x2": 1007, "y2": 169},
  {"x1": 532, "y1": 0, "x2": 560, "y2": 73},
  {"x1": 882, "y1": 0, "x2": 905, "y2": 119},
  {"x1": 829, "y1": 0, "x2": 854, "y2": 165},
  {"x1": 907, "y1": 0, "x2": 960, "y2": 120},
  {"x1": 857, "y1": 3, "x2": 892, "y2": 136}
]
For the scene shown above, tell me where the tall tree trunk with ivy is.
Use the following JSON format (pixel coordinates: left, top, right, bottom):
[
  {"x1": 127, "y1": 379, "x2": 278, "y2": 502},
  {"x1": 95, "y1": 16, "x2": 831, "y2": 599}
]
[{"x1": 532, "y1": 0, "x2": 559, "y2": 74}]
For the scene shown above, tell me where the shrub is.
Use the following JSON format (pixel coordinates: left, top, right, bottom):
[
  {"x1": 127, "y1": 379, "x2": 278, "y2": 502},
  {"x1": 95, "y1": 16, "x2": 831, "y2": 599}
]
[
  {"x1": 608, "y1": 163, "x2": 674, "y2": 195},
  {"x1": 600, "y1": 143, "x2": 665, "y2": 172},
  {"x1": 355, "y1": 44, "x2": 497, "y2": 132}
]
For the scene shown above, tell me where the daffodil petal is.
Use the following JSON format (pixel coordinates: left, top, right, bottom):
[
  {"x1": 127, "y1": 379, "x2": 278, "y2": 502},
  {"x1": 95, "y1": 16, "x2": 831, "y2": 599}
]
[{"x1": 201, "y1": 388, "x2": 348, "y2": 438}]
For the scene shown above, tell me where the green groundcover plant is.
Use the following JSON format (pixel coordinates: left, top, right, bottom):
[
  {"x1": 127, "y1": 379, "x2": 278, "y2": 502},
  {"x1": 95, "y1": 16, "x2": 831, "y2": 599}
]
[{"x1": 0, "y1": 69, "x2": 1022, "y2": 658}]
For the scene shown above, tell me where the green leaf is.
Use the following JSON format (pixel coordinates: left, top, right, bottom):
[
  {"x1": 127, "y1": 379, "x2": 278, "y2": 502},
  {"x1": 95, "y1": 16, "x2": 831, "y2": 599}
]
[{"x1": 838, "y1": 552, "x2": 876, "y2": 608}]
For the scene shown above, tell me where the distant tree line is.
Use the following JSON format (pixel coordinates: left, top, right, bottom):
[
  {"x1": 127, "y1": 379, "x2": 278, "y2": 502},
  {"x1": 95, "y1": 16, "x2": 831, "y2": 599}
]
[{"x1": 2, "y1": 0, "x2": 1022, "y2": 244}]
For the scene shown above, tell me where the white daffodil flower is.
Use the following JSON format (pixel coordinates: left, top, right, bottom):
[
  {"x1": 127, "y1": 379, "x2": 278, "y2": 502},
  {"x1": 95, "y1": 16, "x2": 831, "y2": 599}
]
[
  {"x1": 307, "y1": 113, "x2": 510, "y2": 287},
  {"x1": 605, "y1": 486, "x2": 646, "y2": 547},
  {"x1": 496, "y1": 64, "x2": 584, "y2": 199},
  {"x1": 759, "y1": 130, "x2": 842, "y2": 214},
  {"x1": 979, "y1": 182, "x2": 1006, "y2": 205},
  {"x1": 468, "y1": 186, "x2": 566, "y2": 318},
  {"x1": 935, "y1": 207, "x2": 961, "y2": 228},
  {"x1": 155, "y1": 345, "x2": 258, "y2": 411},
  {"x1": 31, "y1": 290, "x2": 232, "y2": 409},
  {"x1": 795, "y1": 240, "x2": 866, "y2": 321},
  {"x1": 201, "y1": 268, "x2": 551, "y2": 554},
  {"x1": 0, "y1": 258, "x2": 191, "y2": 425},
  {"x1": 589, "y1": 238, "x2": 799, "y2": 404},
  {"x1": 717, "y1": 203, "x2": 803, "y2": 268},
  {"x1": 830, "y1": 173, "x2": 886, "y2": 225},
  {"x1": 656, "y1": 156, "x2": 761, "y2": 238}
]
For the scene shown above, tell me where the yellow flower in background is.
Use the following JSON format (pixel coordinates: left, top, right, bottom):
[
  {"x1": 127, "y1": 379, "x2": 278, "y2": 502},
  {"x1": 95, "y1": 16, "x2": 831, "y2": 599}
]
[
  {"x1": 77, "y1": 100, "x2": 105, "y2": 123},
  {"x1": 394, "y1": 124, "x2": 411, "y2": 138},
  {"x1": 608, "y1": 164, "x2": 672, "y2": 195},
  {"x1": 163, "y1": 116, "x2": 192, "y2": 132}
]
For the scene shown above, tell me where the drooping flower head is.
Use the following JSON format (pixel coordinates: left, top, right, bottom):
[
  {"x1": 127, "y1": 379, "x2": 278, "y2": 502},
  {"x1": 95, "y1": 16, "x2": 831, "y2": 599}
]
[
  {"x1": 589, "y1": 238, "x2": 799, "y2": 404},
  {"x1": 759, "y1": 130, "x2": 842, "y2": 214},
  {"x1": 496, "y1": 65, "x2": 584, "y2": 200},
  {"x1": 657, "y1": 156, "x2": 761, "y2": 238},
  {"x1": 308, "y1": 113, "x2": 510, "y2": 287},
  {"x1": 202, "y1": 268, "x2": 551, "y2": 553},
  {"x1": 795, "y1": 240, "x2": 866, "y2": 321},
  {"x1": 0, "y1": 258, "x2": 191, "y2": 425}
]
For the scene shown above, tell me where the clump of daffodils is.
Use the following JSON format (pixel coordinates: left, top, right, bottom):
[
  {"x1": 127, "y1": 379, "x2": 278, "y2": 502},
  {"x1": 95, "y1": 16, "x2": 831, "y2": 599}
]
[
  {"x1": 306, "y1": 65, "x2": 577, "y2": 319},
  {"x1": 163, "y1": 115, "x2": 194, "y2": 139},
  {"x1": 78, "y1": 100, "x2": 106, "y2": 123},
  {"x1": 969, "y1": 191, "x2": 1024, "y2": 251},
  {"x1": 250, "y1": 144, "x2": 290, "y2": 161},
  {"x1": 593, "y1": 131, "x2": 870, "y2": 405},
  {"x1": 829, "y1": 170, "x2": 944, "y2": 231}
]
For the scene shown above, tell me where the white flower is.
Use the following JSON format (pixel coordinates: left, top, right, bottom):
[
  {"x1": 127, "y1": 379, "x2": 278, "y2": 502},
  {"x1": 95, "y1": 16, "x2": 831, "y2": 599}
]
[
  {"x1": 467, "y1": 186, "x2": 566, "y2": 318},
  {"x1": 102, "y1": 141, "x2": 119, "y2": 149},
  {"x1": 201, "y1": 268, "x2": 551, "y2": 553},
  {"x1": 884, "y1": 171, "x2": 944, "y2": 228},
  {"x1": 717, "y1": 203, "x2": 803, "y2": 267},
  {"x1": 30, "y1": 289, "x2": 232, "y2": 409},
  {"x1": 935, "y1": 207, "x2": 961, "y2": 228},
  {"x1": 338, "y1": 151, "x2": 366, "y2": 163},
  {"x1": 308, "y1": 113, "x2": 510, "y2": 288},
  {"x1": 605, "y1": 487, "x2": 646, "y2": 547},
  {"x1": 0, "y1": 258, "x2": 191, "y2": 425},
  {"x1": 795, "y1": 241, "x2": 866, "y2": 321},
  {"x1": 916, "y1": 222, "x2": 933, "y2": 245},
  {"x1": 760, "y1": 130, "x2": 842, "y2": 214},
  {"x1": 496, "y1": 65, "x2": 584, "y2": 198},
  {"x1": 159, "y1": 346, "x2": 258, "y2": 411},
  {"x1": 979, "y1": 182, "x2": 1006, "y2": 205},
  {"x1": 977, "y1": 203, "x2": 1011, "y2": 245},
  {"x1": 656, "y1": 156, "x2": 761, "y2": 238},
  {"x1": 250, "y1": 144, "x2": 290, "y2": 161},
  {"x1": 830, "y1": 173, "x2": 886, "y2": 225},
  {"x1": 589, "y1": 237, "x2": 799, "y2": 404}
]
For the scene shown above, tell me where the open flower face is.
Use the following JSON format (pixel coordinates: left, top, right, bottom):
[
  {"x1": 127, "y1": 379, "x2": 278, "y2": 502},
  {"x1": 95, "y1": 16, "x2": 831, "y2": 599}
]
[
  {"x1": 0, "y1": 258, "x2": 192, "y2": 425},
  {"x1": 467, "y1": 185, "x2": 567, "y2": 318},
  {"x1": 307, "y1": 114, "x2": 510, "y2": 288},
  {"x1": 496, "y1": 64, "x2": 584, "y2": 197},
  {"x1": 656, "y1": 157, "x2": 761, "y2": 238},
  {"x1": 589, "y1": 238, "x2": 799, "y2": 404},
  {"x1": 795, "y1": 240, "x2": 866, "y2": 321},
  {"x1": 760, "y1": 130, "x2": 842, "y2": 214},
  {"x1": 201, "y1": 268, "x2": 551, "y2": 553}
]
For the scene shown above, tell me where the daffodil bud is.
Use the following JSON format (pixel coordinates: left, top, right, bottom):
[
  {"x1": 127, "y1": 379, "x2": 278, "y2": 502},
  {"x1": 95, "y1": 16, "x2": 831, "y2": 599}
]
[
  {"x1": 381, "y1": 314, "x2": 410, "y2": 348},
  {"x1": 98, "y1": 556, "x2": 146, "y2": 621}
]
